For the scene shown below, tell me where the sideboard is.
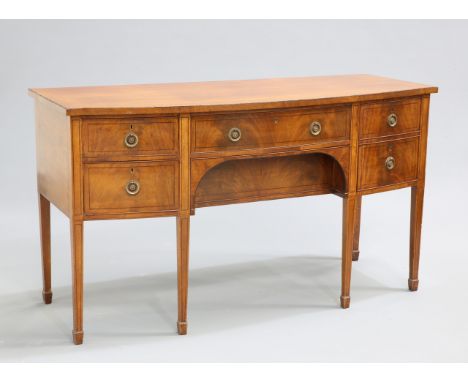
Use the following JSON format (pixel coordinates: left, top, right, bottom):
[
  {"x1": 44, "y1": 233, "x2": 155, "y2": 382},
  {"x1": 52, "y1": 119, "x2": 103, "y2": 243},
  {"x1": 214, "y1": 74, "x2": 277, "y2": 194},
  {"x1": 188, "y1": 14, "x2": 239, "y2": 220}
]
[{"x1": 29, "y1": 75, "x2": 438, "y2": 344}]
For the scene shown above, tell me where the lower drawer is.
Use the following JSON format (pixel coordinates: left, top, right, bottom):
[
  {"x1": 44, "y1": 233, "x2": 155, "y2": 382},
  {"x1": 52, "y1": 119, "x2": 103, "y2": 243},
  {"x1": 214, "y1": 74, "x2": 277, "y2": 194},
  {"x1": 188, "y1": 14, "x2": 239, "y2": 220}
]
[
  {"x1": 83, "y1": 161, "x2": 179, "y2": 215},
  {"x1": 358, "y1": 137, "x2": 419, "y2": 190}
]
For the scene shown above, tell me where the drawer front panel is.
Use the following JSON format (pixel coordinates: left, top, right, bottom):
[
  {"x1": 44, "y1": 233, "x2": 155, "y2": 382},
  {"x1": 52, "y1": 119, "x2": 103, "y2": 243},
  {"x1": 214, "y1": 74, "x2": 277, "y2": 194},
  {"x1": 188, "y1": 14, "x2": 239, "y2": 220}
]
[
  {"x1": 358, "y1": 138, "x2": 419, "y2": 190},
  {"x1": 82, "y1": 117, "x2": 178, "y2": 159},
  {"x1": 360, "y1": 98, "x2": 421, "y2": 139},
  {"x1": 84, "y1": 161, "x2": 178, "y2": 214},
  {"x1": 192, "y1": 107, "x2": 351, "y2": 152}
]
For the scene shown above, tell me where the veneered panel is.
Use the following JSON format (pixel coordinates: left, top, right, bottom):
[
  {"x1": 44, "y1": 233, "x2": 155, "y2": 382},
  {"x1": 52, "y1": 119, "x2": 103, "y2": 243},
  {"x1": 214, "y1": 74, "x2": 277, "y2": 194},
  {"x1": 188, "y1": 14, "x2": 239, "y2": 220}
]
[
  {"x1": 82, "y1": 117, "x2": 178, "y2": 160},
  {"x1": 84, "y1": 161, "x2": 178, "y2": 215},
  {"x1": 192, "y1": 107, "x2": 350, "y2": 153},
  {"x1": 35, "y1": 97, "x2": 72, "y2": 216},
  {"x1": 358, "y1": 137, "x2": 419, "y2": 190},
  {"x1": 360, "y1": 97, "x2": 421, "y2": 139},
  {"x1": 195, "y1": 154, "x2": 346, "y2": 207},
  {"x1": 29, "y1": 75, "x2": 438, "y2": 116}
]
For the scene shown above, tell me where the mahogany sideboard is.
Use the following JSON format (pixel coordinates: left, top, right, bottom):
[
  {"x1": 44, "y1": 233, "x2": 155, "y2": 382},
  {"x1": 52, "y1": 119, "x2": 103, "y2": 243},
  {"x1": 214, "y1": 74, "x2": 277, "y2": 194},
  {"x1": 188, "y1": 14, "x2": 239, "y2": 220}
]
[{"x1": 29, "y1": 75, "x2": 438, "y2": 344}]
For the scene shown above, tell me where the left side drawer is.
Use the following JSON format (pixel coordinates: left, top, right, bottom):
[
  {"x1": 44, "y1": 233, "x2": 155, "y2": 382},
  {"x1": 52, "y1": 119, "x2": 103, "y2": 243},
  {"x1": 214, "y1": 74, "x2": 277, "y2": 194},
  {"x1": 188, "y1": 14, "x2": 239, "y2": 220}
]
[
  {"x1": 82, "y1": 117, "x2": 178, "y2": 160},
  {"x1": 83, "y1": 161, "x2": 179, "y2": 215}
]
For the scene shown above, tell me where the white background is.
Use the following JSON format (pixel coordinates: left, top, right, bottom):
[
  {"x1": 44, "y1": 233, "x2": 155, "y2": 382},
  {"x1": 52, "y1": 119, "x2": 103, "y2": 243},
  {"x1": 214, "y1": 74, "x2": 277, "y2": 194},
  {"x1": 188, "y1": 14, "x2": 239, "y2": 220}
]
[{"x1": 0, "y1": 20, "x2": 467, "y2": 361}]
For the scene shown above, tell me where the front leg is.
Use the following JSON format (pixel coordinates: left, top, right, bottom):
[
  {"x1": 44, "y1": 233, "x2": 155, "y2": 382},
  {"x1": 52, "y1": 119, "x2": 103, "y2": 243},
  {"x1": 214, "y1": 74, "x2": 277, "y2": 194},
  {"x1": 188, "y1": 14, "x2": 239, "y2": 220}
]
[
  {"x1": 177, "y1": 215, "x2": 190, "y2": 334},
  {"x1": 39, "y1": 194, "x2": 52, "y2": 304},
  {"x1": 341, "y1": 195, "x2": 357, "y2": 308},
  {"x1": 409, "y1": 184, "x2": 425, "y2": 291},
  {"x1": 70, "y1": 219, "x2": 84, "y2": 345}
]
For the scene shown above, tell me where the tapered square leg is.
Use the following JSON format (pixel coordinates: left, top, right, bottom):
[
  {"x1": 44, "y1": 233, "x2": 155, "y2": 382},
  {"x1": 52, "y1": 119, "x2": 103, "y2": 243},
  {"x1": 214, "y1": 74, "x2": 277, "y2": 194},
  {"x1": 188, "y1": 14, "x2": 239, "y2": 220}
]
[
  {"x1": 70, "y1": 220, "x2": 84, "y2": 345},
  {"x1": 341, "y1": 195, "x2": 357, "y2": 308},
  {"x1": 177, "y1": 216, "x2": 190, "y2": 335},
  {"x1": 39, "y1": 194, "x2": 53, "y2": 304},
  {"x1": 352, "y1": 195, "x2": 362, "y2": 261},
  {"x1": 409, "y1": 185, "x2": 424, "y2": 291}
]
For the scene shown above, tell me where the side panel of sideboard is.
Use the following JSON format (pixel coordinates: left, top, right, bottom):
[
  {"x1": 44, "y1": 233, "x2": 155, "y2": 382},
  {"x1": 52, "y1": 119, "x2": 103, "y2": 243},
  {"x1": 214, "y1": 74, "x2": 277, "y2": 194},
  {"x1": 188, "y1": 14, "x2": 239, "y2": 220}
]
[{"x1": 34, "y1": 97, "x2": 73, "y2": 217}]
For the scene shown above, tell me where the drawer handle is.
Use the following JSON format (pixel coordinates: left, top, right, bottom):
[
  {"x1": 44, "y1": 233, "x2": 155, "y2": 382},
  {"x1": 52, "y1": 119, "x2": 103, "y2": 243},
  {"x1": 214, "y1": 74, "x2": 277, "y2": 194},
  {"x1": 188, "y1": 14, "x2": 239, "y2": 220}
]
[
  {"x1": 385, "y1": 156, "x2": 396, "y2": 170},
  {"x1": 124, "y1": 132, "x2": 139, "y2": 148},
  {"x1": 228, "y1": 127, "x2": 242, "y2": 142},
  {"x1": 126, "y1": 180, "x2": 140, "y2": 195},
  {"x1": 309, "y1": 121, "x2": 322, "y2": 136},
  {"x1": 387, "y1": 113, "x2": 398, "y2": 128}
]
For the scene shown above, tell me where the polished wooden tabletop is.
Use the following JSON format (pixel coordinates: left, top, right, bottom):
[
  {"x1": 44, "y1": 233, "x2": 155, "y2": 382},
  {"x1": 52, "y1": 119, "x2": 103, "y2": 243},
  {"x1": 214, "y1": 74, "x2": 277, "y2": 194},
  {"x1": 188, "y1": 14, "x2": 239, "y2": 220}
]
[{"x1": 29, "y1": 74, "x2": 437, "y2": 116}]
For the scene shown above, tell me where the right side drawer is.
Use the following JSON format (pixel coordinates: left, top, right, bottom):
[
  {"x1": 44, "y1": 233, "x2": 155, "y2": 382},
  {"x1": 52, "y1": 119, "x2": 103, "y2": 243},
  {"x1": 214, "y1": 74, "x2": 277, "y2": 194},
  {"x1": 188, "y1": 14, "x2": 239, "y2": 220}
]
[
  {"x1": 358, "y1": 137, "x2": 419, "y2": 190},
  {"x1": 359, "y1": 98, "x2": 421, "y2": 139}
]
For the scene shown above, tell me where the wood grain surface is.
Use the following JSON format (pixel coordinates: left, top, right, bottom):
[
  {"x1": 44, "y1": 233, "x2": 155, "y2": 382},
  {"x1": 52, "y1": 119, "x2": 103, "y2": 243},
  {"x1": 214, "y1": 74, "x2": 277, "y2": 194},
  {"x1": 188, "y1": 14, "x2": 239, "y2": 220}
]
[
  {"x1": 29, "y1": 75, "x2": 437, "y2": 116},
  {"x1": 192, "y1": 106, "x2": 350, "y2": 152}
]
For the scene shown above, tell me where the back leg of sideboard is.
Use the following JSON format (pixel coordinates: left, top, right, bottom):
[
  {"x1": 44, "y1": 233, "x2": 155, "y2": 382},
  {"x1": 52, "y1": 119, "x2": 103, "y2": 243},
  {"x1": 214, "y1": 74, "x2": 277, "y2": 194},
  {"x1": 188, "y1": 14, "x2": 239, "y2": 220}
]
[
  {"x1": 38, "y1": 193, "x2": 52, "y2": 304},
  {"x1": 352, "y1": 195, "x2": 362, "y2": 261},
  {"x1": 177, "y1": 215, "x2": 190, "y2": 335}
]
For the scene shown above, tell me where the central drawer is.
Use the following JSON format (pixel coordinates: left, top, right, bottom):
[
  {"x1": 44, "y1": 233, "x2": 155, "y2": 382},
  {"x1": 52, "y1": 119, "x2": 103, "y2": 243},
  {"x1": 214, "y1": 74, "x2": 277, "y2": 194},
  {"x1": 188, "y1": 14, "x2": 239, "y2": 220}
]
[
  {"x1": 191, "y1": 106, "x2": 351, "y2": 153},
  {"x1": 83, "y1": 161, "x2": 179, "y2": 215}
]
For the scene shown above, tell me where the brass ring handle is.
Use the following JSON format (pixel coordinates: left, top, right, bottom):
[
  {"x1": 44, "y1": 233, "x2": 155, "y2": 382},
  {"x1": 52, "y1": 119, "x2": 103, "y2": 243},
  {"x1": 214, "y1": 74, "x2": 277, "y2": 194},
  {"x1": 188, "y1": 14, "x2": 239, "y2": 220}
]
[
  {"x1": 387, "y1": 113, "x2": 398, "y2": 128},
  {"x1": 126, "y1": 180, "x2": 140, "y2": 195},
  {"x1": 124, "y1": 132, "x2": 139, "y2": 148},
  {"x1": 385, "y1": 156, "x2": 396, "y2": 170},
  {"x1": 228, "y1": 127, "x2": 242, "y2": 142},
  {"x1": 309, "y1": 121, "x2": 322, "y2": 136}
]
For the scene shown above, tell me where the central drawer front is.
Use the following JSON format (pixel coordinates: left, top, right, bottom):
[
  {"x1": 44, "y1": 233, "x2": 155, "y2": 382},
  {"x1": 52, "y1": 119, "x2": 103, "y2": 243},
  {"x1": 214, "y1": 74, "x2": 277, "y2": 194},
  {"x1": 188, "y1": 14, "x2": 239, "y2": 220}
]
[
  {"x1": 83, "y1": 161, "x2": 179, "y2": 215},
  {"x1": 192, "y1": 106, "x2": 351, "y2": 153},
  {"x1": 82, "y1": 117, "x2": 178, "y2": 160}
]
